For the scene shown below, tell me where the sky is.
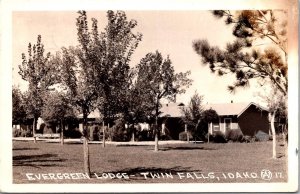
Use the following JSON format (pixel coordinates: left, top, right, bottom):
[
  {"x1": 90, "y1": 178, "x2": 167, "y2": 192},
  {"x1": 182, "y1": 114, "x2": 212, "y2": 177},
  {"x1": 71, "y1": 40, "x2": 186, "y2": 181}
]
[{"x1": 12, "y1": 10, "x2": 269, "y2": 105}]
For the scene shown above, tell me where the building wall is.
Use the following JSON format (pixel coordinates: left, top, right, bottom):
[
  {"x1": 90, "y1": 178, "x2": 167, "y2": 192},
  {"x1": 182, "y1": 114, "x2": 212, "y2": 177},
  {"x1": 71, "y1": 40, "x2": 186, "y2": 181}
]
[
  {"x1": 238, "y1": 104, "x2": 269, "y2": 136},
  {"x1": 210, "y1": 116, "x2": 238, "y2": 134}
]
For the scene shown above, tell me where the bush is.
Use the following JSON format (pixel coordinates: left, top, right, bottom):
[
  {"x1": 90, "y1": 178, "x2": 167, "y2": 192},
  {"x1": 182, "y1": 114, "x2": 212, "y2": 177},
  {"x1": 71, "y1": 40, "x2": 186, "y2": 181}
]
[
  {"x1": 13, "y1": 127, "x2": 32, "y2": 137},
  {"x1": 225, "y1": 129, "x2": 244, "y2": 142},
  {"x1": 179, "y1": 131, "x2": 193, "y2": 141},
  {"x1": 243, "y1": 135, "x2": 255, "y2": 143},
  {"x1": 109, "y1": 118, "x2": 130, "y2": 142},
  {"x1": 136, "y1": 130, "x2": 154, "y2": 141},
  {"x1": 255, "y1": 130, "x2": 269, "y2": 141},
  {"x1": 211, "y1": 131, "x2": 227, "y2": 143},
  {"x1": 13, "y1": 128, "x2": 21, "y2": 137},
  {"x1": 64, "y1": 128, "x2": 82, "y2": 138},
  {"x1": 91, "y1": 126, "x2": 100, "y2": 141}
]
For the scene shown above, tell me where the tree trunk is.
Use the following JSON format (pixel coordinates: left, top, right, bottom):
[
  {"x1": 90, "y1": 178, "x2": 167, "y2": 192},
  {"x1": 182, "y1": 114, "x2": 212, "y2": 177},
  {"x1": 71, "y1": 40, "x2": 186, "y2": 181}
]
[
  {"x1": 60, "y1": 119, "x2": 64, "y2": 145},
  {"x1": 154, "y1": 116, "x2": 159, "y2": 152},
  {"x1": 82, "y1": 109, "x2": 91, "y2": 175},
  {"x1": 33, "y1": 116, "x2": 37, "y2": 143},
  {"x1": 83, "y1": 136, "x2": 90, "y2": 175},
  {"x1": 207, "y1": 123, "x2": 210, "y2": 143},
  {"x1": 132, "y1": 131, "x2": 135, "y2": 142},
  {"x1": 131, "y1": 124, "x2": 135, "y2": 142},
  {"x1": 270, "y1": 111, "x2": 277, "y2": 159},
  {"x1": 102, "y1": 121, "x2": 106, "y2": 148}
]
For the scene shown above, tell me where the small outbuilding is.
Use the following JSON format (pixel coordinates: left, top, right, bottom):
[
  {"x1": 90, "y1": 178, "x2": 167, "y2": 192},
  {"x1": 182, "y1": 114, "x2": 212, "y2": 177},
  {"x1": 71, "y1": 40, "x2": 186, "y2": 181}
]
[{"x1": 205, "y1": 102, "x2": 269, "y2": 136}]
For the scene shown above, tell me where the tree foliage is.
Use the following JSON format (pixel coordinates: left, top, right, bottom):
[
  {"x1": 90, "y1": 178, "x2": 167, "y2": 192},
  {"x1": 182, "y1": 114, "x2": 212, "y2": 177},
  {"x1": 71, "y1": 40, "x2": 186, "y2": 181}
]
[
  {"x1": 182, "y1": 92, "x2": 218, "y2": 139},
  {"x1": 193, "y1": 10, "x2": 288, "y2": 96},
  {"x1": 136, "y1": 51, "x2": 192, "y2": 150},
  {"x1": 181, "y1": 92, "x2": 204, "y2": 129},
  {"x1": 57, "y1": 10, "x2": 142, "y2": 173},
  {"x1": 41, "y1": 91, "x2": 76, "y2": 124},
  {"x1": 18, "y1": 35, "x2": 57, "y2": 136},
  {"x1": 12, "y1": 86, "x2": 26, "y2": 124}
]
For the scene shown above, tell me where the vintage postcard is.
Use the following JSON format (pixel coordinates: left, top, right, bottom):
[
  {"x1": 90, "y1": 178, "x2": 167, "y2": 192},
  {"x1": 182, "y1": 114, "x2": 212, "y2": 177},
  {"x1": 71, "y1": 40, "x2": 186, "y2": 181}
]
[{"x1": 0, "y1": 0, "x2": 298, "y2": 192}]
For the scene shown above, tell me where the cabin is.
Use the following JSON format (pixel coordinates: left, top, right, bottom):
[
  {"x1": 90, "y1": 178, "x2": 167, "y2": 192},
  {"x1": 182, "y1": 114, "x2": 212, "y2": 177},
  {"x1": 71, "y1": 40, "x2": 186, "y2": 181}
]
[
  {"x1": 159, "y1": 102, "x2": 185, "y2": 140},
  {"x1": 205, "y1": 102, "x2": 269, "y2": 136}
]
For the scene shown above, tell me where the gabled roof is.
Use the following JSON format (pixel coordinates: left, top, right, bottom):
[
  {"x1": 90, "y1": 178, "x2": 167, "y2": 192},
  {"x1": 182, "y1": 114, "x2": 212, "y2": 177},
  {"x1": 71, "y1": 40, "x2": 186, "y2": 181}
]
[
  {"x1": 78, "y1": 110, "x2": 103, "y2": 119},
  {"x1": 160, "y1": 102, "x2": 185, "y2": 118},
  {"x1": 204, "y1": 102, "x2": 268, "y2": 117}
]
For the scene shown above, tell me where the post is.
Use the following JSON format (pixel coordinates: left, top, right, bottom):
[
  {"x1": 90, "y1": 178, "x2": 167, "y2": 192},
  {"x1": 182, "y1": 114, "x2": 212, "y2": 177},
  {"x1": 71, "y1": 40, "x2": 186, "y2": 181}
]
[
  {"x1": 102, "y1": 122, "x2": 106, "y2": 148},
  {"x1": 61, "y1": 120, "x2": 64, "y2": 145},
  {"x1": 154, "y1": 116, "x2": 159, "y2": 152},
  {"x1": 131, "y1": 124, "x2": 135, "y2": 142},
  {"x1": 162, "y1": 123, "x2": 165, "y2": 135},
  {"x1": 185, "y1": 124, "x2": 189, "y2": 142},
  {"x1": 33, "y1": 117, "x2": 37, "y2": 143},
  {"x1": 208, "y1": 122, "x2": 212, "y2": 143}
]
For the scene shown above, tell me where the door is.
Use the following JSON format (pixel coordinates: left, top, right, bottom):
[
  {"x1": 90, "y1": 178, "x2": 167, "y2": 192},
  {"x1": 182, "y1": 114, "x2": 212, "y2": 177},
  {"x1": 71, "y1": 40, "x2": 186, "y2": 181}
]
[{"x1": 224, "y1": 118, "x2": 232, "y2": 132}]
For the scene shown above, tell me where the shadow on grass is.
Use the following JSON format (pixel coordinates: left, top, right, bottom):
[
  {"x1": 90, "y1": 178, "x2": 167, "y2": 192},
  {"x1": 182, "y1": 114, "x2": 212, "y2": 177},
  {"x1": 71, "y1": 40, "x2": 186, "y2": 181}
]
[
  {"x1": 13, "y1": 147, "x2": 38, "y2": 151},
  {"x1": 159, "y1": 146, "x2": 216, "y2": 151},
  {"x1": 116, "y1": 144, "x2": 151, "y2": 147},
  {"x1": 277, "y1": 153, "x2": 285, "y2": 158},
  {"x1": 13, "y1": 153, "x2": 67, "y2": 168},
  {"x1": 91, "y1": 166, "x2": 194, "y2": 181}
]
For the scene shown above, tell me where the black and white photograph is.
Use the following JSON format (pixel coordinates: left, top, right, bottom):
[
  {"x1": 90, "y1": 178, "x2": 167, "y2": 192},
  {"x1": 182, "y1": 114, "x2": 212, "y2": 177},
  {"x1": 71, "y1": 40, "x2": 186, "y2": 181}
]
[{"x1": 0, "y1": 0, "x2": 298, "y2": 192}]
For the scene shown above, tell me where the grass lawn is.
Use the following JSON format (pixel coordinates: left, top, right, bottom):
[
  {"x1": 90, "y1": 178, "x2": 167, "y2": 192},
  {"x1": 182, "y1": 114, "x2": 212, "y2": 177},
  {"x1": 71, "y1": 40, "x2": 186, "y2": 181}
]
[{"x1": 13, "y1": 140, "x2": 287, "y2": 183}]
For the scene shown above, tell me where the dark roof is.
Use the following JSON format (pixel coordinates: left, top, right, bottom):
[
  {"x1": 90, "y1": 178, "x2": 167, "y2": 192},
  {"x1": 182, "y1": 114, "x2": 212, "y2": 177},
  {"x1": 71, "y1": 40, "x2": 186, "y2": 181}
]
[{"x1": 204, "y1": 102, "x2": 268, "y2": 117}]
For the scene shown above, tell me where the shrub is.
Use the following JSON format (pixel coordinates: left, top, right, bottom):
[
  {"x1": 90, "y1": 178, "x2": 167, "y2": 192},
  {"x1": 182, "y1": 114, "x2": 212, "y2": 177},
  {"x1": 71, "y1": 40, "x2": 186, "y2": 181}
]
[
  {"x1": 43, "y1": 124, "x2": 56, "y2": 134},
  {"x1": 109, "y1": 118, "x2": 130, "y2": 142},
  {"x1": 64, "y1": 128, "x2": 82, "y2": 138},
  {"x1": 13, "y1": 127, "x2": 32, "y2": 137},
  {"x1": 225, "y1": 129, "x2": 244, "y2": 142},
  {"x1": 13, "y1": 128, "x2": 21, "y2": 137},
  {"x1": 255, "y1": 130, "x2": 269, "y2": 141},
  {"x1": 211, "y1": 131, "x2": 227, "y2": 143},
  {"x1": 160, "y1": 134, "x2": 172, "y2": 140},
  {"x1": 91, "y1": 126, "x2": 100, "y2": 141},
  {"x1": 137, "y1": 130, "x2": 154, "y2": 141},
  {"x1": 243, "y1": 135, "x2": 255, "y2": 143},
  {"x1": 179, "y1": 131, "x2": 193, "y2": 141}
]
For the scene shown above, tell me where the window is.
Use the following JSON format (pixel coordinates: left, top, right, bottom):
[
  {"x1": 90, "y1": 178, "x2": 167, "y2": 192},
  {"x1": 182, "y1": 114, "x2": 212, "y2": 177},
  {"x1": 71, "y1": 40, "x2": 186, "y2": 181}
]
[
  {"x1": 213, "y1": 124, "x2": 220, "y2": 131},
  {"x1": 224, "y1": 118, "x2": 232, "y2": 131}
]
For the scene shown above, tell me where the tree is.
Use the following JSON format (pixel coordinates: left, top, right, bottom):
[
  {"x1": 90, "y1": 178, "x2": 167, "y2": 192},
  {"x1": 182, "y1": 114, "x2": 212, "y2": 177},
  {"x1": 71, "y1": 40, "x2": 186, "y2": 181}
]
[
  {"x1": 181, "y1": 92, "x2": 204, "y2": 141},
  {"x1": 136, "y1": 51, "x2": 192, "y2": 151},
  {"x1": 18, "y1": 35, "x2": 57, "y2": 143},
  {"x1": 12, "y1": 86, "x2": 26, "y2": 125},
  {"x1": 192, "y1": 10, "x2": 287, "y2": 158},
  {"x1": 123, "y1": 69, "x2": 155, "y2": 141},
  {"x1": 41, "y1": 91, "x2": 76, "y2": 145},
  {"x1": 201, "y1": 109, "x2": 219, "y2": 142},
  {"x1": 92, "y1": 10, "x2": 142, "y2": 146},
  {"x1": 58, "y1": 45, "x2": 98, "y2": 175},
  {"x1": 59, "y1": 10, "x2": 142, "y2": 174},
  {"x1": 257, "y1": 85, "x2": 287, "y2": 158},
  {"x1": 182, "y1": 92, "x2": 218, "y2": 142}
]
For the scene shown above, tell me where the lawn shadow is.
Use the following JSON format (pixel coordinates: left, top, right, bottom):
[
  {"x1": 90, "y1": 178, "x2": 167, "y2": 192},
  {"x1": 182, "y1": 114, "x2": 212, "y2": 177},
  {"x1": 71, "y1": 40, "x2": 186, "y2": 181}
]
[
  {"x1": 13, "y1": 153, "x2": 67, "y2": 168},
  {"x1": 277, "y1": 153, "x2": 285, "y2": 158},
  {"x1": 158, "y1": 146, "x2": 217, "y2": 151},
  {"x1": 13, "y1": 147, "x2": 38, "y2": 151},
  {"x1": 91, "y1": 166, "x2": 195, "y2": 181},
  {"x1": 116, "y1": 144, "x2": 151, "y2": 147}
]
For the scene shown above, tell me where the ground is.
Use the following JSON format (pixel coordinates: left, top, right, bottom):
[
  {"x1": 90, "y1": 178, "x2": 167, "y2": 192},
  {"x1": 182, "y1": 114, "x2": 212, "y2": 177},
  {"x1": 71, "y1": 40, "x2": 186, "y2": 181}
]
[{"x1": 13, "y1": 140, "x2": 287, "y2": 183}]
